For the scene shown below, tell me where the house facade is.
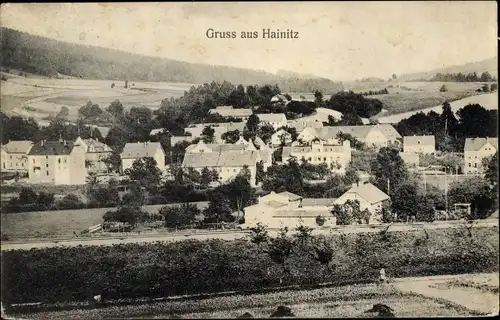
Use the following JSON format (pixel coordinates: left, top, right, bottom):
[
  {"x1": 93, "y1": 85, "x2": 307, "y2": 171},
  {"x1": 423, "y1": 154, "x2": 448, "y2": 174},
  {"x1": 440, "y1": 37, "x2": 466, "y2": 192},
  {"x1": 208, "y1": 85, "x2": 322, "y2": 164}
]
[
  {"x1": 403, "y1": 135, "x2": 436, "y2": 154},
  {"x1": 464, "y1": 137, "x2": 498, "y2": 174},
  {"x1": 74, "y1": 137, "x2": 113, "y2": 173},
  {"x1": 334, "y1": 182, "x2": 390, "y2": 224},
  {"x1": 243, "y1": 191, "x2": 337, "y2": 229},
  {"x1": 282, "y1": 139, "x2": 352, "y2": 173},
  {"x1": 121, "y1": 142, "x2": 166, "y2": 172},
  {"x1": 0, "y1": 140, "x2": 33, "y2": 172},
  {"x1": 27, "y1": 140, "x2": 87, "y2": 185}
]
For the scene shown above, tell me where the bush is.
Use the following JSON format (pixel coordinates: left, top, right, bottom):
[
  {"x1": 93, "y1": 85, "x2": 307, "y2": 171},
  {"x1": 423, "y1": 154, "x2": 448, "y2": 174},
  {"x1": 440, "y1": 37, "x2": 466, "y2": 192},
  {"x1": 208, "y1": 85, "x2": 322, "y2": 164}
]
[
  {"x1": 1, "y1": 227, "x2": 498, "y2": 304},
  {"x1": 439, "y1": 85, "x2": 448, "y2": 92}
]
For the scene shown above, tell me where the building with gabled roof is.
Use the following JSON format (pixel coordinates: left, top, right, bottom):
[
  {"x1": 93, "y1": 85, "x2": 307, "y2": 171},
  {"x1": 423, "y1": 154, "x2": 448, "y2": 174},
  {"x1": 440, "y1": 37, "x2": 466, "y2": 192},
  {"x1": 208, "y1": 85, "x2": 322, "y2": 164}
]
[
  {"x1": 27, "y1": 139, "x2": 87, "y2": 185},
  {"x1": 334, "y1": 182, "x2": 390, "y2": 223},
  {"x1": 74, "y1": 136, "x2": 113, "y2": 173},
  {"x1": 271, "y1": 129, "x2": 293, "y2": 146},
  {"x1": 208, "y1": 106, "x2": 253, "y2": 120},
  {"x1": 403, "y1": 135, "x2": 435, "y2": 154},
  {"x1": 1, "y1": 140, "x2": 33, "y2": 172},
  {"x1": 464, "y1": 137, "x2": 498, "y2": 174},
  {"x1": 243, "y1": 191, "x2": 338, "y2": 229},
  {"x1": 120, "y1": 142, "x2": 166, "y2": 172}
]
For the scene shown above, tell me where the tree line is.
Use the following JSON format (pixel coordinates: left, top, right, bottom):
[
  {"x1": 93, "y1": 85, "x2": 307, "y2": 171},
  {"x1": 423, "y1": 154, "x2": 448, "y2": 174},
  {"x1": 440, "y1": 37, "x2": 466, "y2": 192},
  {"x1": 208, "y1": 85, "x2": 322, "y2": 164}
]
[{"x1": 430, "y1": 71, "x2": 496, "y2": 82}]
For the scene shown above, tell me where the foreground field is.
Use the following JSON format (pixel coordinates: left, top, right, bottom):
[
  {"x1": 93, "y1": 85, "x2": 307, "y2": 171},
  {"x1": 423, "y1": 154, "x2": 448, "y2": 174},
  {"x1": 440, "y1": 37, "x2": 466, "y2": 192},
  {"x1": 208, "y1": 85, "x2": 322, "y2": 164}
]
[{"x1": 8, "y1": 273, "x2": 497, "y2": 319}]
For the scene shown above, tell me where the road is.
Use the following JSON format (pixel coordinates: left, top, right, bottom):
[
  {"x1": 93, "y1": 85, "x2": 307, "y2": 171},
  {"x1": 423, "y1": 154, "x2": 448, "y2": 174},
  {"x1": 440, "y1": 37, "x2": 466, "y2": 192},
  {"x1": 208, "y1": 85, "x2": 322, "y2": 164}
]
[{"x1": 2, "y1": 219, "x2": 497, "y2": 251}]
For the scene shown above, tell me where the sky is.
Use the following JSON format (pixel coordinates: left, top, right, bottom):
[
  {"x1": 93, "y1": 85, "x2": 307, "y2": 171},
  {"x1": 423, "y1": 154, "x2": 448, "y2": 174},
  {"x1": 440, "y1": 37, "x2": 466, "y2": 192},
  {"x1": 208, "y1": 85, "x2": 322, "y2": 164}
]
[{"x1": 1, "y1": 2, "x2": 497, "y2": 81}]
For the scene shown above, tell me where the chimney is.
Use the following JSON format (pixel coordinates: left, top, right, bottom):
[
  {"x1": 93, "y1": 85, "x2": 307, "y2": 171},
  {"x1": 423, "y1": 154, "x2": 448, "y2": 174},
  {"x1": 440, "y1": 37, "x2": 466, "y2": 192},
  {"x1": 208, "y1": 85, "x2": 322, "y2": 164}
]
[
  {"x1": 41, "y1": 140, "x2": 44, "y2": 147},
  {"x1": 144, "y1": 141, "x2": 147, "y2": 147},
  {"x1": 351, "y1": 183, "x2": 357, "y2": 188},
  {"x1": 63, "y1": 140, "x2": 67, "y2": 146}
]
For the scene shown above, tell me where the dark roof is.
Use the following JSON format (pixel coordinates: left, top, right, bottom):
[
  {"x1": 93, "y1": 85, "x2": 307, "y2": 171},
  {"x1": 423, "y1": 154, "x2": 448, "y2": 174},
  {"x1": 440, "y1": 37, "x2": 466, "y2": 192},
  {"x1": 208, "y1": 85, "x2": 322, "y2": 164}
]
[{"x1": 28, "y1": 140, "x2": 77, "y2": 156}]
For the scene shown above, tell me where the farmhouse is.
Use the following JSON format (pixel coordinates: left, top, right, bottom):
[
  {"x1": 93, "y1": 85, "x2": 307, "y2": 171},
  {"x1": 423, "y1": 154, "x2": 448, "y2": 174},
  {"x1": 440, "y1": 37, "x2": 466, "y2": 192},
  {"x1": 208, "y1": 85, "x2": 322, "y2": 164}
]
[
  {"x1": 282, "y1": 139, "x2": 352, "y2": 173},
  {"x1": 27, "y1": 139, "x2": 87, "y2": 185},
  {"x1": 243, "y1": 191, "x2": 337, "y2": 229},
  {"x1": 208, "y1": 106, "x2": 253, "y2": 121},
  {"x1": 256, "y1": 113, "x2": 287, "y2": 130},
  {"x1": 0, "y1": 140, "x2": 33, "y2": 172},
  {"x1": 463, "y1": 137, "x2": 498, "y2": 174},
  {"x1": 334, "y1": 182, "x2": 390, "y2": 223},
  {"x1": 170, "y1": 135, "x2": 196, "y2": 146},
  {"x1": 120, "y1": 142, "x2": 166, "y2": 172},
  {"x1": 403, "y1": 135, "x2": 436, "y2": 154},
  {"x1": 74, "y1": 137, "x2": 112, "y2": 173}
]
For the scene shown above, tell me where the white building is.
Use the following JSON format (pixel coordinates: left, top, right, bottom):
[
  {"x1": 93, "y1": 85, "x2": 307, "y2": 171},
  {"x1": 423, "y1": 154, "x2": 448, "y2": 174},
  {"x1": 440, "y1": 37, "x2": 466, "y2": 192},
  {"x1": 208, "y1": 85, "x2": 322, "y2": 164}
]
[
  {"x1": 0, "y1": 140, "x2": 33, "y2": 172},
  {"x1": 74, "y1": 137, "x2": 113, "y2": 173},
  {"x1": 334, "y1": 182, "x2": 390, "y2": 223},
  {"x1": 463, "y1": 137, "x2": 498, "y2": 174},
  {"x1": 120, "y1": 142, "x2": 166, "y2": 172},
  {"x1": 27, "y1": 139, "x2": 87, "y2": 185},
  {"x1": 282, "y1": 139, "x2": 352, "y2": 173},
  {"x1": 243, "y1": 191, "x2": 337, "y2": 229},
  {"x1": 403, "y1": 135, "x2": 436, "y2": 154}
]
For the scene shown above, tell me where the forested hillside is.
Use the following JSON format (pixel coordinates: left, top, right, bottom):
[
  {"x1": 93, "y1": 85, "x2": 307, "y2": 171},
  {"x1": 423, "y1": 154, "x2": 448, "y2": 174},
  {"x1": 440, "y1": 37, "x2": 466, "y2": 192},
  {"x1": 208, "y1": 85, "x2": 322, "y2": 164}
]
[{"x1": 0, "y1": 28, "x2": 343, "y2": 93}]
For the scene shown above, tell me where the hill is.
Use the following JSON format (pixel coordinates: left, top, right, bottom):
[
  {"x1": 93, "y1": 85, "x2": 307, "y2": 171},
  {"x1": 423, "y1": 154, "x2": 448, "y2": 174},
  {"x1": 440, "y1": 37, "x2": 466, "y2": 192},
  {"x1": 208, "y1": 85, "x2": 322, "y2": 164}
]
[
  {"x1": 0, "y1": 28, "x2": 343, "y2": 93},
  {"x1": 398, "y1": 57, "x2": 497, "y2": 81}
]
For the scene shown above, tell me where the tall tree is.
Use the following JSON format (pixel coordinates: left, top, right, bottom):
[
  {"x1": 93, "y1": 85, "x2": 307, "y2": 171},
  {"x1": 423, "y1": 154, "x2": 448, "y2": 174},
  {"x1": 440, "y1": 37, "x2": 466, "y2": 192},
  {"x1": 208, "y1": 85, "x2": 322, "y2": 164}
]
[{"x1": 370, "y1": 147, "x2": 409, "y2": 195}]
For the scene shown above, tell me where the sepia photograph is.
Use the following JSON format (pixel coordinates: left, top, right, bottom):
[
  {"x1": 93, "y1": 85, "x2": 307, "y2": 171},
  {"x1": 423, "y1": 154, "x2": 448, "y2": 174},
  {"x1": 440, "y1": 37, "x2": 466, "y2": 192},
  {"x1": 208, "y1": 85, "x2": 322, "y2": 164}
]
[{"x1": 0, "y1": 1, "x2": 498, "y2": 319}]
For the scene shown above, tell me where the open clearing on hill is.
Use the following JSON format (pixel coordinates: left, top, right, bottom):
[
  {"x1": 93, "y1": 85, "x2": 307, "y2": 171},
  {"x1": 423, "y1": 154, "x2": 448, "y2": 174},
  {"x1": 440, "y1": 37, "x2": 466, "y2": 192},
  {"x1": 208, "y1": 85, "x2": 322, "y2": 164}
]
[
  {"x1": 10, "y1": 274, "x2": 495, "y2": 319},
  {"x1": 0, "y1": 75, "x2": 196, "y2": 122}
]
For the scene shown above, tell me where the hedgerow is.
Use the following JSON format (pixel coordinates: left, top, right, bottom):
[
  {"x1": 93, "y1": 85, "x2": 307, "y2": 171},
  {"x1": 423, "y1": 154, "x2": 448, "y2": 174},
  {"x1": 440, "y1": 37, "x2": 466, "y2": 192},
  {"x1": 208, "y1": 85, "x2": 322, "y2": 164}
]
[{"x1": 1, "y1": 226, "x2": 498, "y2": 304}]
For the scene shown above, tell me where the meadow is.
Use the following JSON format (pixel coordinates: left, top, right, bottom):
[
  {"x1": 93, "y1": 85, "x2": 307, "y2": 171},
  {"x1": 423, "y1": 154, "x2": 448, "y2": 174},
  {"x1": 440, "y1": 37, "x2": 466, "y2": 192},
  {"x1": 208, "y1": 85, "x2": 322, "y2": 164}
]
[
  {"x1": 1, "y1": 202, "x2": 209, "y2": 239},
  {"x1": 0, "y1": 74, "x2": 195, "y2": 122}
]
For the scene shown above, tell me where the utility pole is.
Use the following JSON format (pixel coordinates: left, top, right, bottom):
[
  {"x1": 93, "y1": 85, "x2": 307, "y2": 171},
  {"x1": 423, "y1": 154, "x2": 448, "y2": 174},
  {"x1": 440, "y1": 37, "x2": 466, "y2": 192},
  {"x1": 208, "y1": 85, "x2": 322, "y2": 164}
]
[
  {"x1": 423, "y1": 170, "x2": 427, "y2": 196},
  {"x1": 387, "y1": 178, "x2": 390, "y2": 195},
  {"x1": 445, "y1": 167, "x2": 448, "y2": 213}
]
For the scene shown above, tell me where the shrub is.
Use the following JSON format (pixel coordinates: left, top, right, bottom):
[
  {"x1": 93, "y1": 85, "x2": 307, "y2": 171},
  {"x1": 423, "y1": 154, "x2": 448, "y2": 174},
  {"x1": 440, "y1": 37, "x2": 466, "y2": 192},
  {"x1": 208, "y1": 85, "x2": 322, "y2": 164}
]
[{"x1": 1, "y1": 227, "x2": 498, "y2": 304}]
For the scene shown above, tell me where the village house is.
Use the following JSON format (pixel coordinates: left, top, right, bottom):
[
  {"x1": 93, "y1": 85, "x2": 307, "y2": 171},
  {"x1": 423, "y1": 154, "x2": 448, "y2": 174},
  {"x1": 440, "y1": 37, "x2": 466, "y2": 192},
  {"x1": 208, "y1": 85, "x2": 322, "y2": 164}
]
[
  {"x1": 149, "y1": 128, "x2": 169, "y2": 137},
  {"x1": 271, "y1": 129, "x2": 293, "y2": 146},
  {"x1": 208, "y1": 106, "x2": 253, "y2": 121},
  {"x1": 27, "y1": 139, "x2": 87, "y2": 185},
  {"x1": 0, "y1": 140, "x2": 33, "y2": 172},
  {"x1": 287, "y1": 118, "x2": 324, "y2": 134},
  {"x1": 242, "y1": 191, "x2": 337, "y2": 229},
  {"x1": 334, "y1": 182, "x2": 390, "y2": 224},
  {"x1": 282, "y1": 139, "x2": 352, "y2": 173},
  {"x1": 182, "y1": 138, "x2": 272, "y2": 186},
  {"x1": 120, "y1": 142, "x2": 166, "y2": 172},
  {"x1": 184, "y1": 122, "x2": 247, "y2": 143},
  {"x1": 463, "y1": 137, "x2": 498, "y2": 174},
  {"x1": 74, "y1": 137, "x2": 112, "y2": 174},
  {"x1": 403, "y1": 135, "x2": 436, "y2": 154},
  {"x1": 256, "y1": 113, "x2": 288, "y2": 130},
  {"x1": 297, "y1": 124, "x2": 402, "y2": 148},
  {"x1": 182, "y1": 147, "x2": 262, "y2": 187}
]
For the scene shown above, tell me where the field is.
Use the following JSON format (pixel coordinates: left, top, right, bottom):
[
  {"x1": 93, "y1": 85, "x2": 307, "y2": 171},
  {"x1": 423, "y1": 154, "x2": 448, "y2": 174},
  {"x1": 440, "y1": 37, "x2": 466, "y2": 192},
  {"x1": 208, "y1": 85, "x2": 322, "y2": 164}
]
[
  {"x1": 1, "y1": 202, "x2": 209, "y2": 239},
  {"x1": 0, "y1": 73, "x2": 196, "y2": 122},
  {"x1": 7, "y1": 274, "x2": 495, "y2": 319}
]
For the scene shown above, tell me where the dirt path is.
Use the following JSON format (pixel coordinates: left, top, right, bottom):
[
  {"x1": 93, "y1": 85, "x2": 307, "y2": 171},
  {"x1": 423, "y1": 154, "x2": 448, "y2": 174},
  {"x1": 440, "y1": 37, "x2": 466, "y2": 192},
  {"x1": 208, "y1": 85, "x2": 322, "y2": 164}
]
[{"x1": 393, "y1": 273, "x2": 499, "y2": 315}]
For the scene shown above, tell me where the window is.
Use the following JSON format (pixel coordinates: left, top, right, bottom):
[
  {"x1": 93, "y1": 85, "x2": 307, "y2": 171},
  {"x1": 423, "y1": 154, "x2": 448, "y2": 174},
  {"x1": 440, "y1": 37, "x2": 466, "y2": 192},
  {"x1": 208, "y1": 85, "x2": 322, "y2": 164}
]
[
  {"x1": 33, "y1": 159, "x2": 35, "y2": 163},
  {"x1": 417, "y1": 141, "x2": 421, "y2": 144},
  {"x1": 9, "y1": 155, "x2": 12, "y2": 159},
  {"x1": 46, "y1": 156, "x2": 48, "y2": 159},
  {"x1": 323, "y1": 157, "x2": 327, "y2": 161},
  {"x1": 58, "y1": 158, "x2": 61, "y2": 164},
  {"x1": 308, "y1": 157, "x2": 312, "y2": 161},
  {"x1": 46, "y1": 164, "x2": 49, "y2": 168},
  {"x1": 233, "y1": 169, "x2": 236, "y2": 172},
  {"x1": 468, "y1": 163, "x2": 471, "y2": 167},
  {"x1": 474, "y1": 163, "x2": 477, "y2": 168},
  {"x1": 318, "y1": 157, "x2": 321, "y2": 161},
  {"x1": 46, "y1": 170, "x2": 49, "y2": 176},
  {"x1": 64, "y1": 159, "x2": 67, "y2": 163}
]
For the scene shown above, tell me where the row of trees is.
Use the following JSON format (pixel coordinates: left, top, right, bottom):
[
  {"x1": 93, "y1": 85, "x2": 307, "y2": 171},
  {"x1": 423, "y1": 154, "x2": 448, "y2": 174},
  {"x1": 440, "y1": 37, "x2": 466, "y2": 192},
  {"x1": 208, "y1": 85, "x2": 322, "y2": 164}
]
[{"x1": 430, "y1": 71, "x2": 496, "y2": 82}]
